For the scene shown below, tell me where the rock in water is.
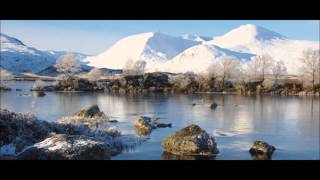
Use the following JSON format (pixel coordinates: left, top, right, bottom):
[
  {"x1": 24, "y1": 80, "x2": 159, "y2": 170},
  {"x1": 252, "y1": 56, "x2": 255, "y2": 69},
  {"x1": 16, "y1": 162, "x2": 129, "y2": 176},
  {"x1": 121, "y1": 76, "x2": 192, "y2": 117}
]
[
  {"x1": 249, "y1": 140, "x2": 276, "y2": 160},
  {"x1": 59, "y1": 104, "x2": 109, "y2": 130},
  {"x1": 134, "y1": 116, "x2": 156, "y2": 135},
  {"x1": 0, "y1": 109, "x2": 53, "y2": 154},
  {"x1": 161, "y1": 124, "x2": 219, "y2": 156},
  {"x1": 108, "y1": 120, "x2": 118, "y2": 123},
  {"x1": 208, "y1": 102, "x2": 218, "y2": 109},
  {"x1": 32, "y1": 91, "x2": 46, "y2": 97},
  {"x1": 74, "y1": 104, "x2": 103, "y2": 118},
  {"x1": 156, "y1": 123, "x2": 172, "y2": 128},
  {"x1": 0, "y1": 85, "x2": 11, "y2": 91},
  {"x1": 17, "y1": 134, "x2": 111, "y2": 160}
]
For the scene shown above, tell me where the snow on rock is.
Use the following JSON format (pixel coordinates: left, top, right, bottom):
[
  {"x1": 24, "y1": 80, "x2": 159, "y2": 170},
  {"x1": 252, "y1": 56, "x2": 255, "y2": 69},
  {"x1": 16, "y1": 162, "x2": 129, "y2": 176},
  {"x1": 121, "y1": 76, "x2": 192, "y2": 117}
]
[
  {"x1": 0, "y1": 108, "x2": 147, "y2": 159},
  {"x1": 17, "y1": 134, "x2": 111, "y2": 160},
  {"x1": 86, "y1": 32, "x2": 200, "y2": 70}
]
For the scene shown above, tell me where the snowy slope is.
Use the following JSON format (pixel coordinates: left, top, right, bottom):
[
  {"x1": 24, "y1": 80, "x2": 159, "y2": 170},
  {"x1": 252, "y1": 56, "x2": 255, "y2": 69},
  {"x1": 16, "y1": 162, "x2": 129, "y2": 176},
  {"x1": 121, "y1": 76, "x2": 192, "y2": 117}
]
[
  {"x1": 209, "y1": 24, "x2": 319, "y2": 74},
  {"x1": 179, "y1": 34, "x2": 212, "y2": 43},
  {"x1": 86, "y1": 32, "x2": 200, "y2": 70},
  {"x1": 153, "y1": 44, "x2": 255, "y2": 73},
  {"x1": 0, "y1": 33, "x2": 88, "y2": 73}
]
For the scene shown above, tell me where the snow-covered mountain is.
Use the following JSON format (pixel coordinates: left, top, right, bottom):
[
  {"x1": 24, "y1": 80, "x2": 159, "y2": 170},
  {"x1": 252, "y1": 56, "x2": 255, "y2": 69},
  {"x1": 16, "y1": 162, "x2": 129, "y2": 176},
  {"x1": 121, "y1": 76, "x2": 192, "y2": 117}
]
[
  {"x1": 179, "y1": 34, "x2": 212, "y2": 43},
  {"x1": 209, "y1": 24, "x2": 319, "y2": 74},
  {"x1": 2, "y1": 24, "x2": 318, "y2": 75},
  {"x1": 153, "y1": 44, "x2": 255, "y2": 73},
  {"x1": 0, "y1": 33, "x2": 88, "y2": 73},
  {"x1": 86, "y1": 32, "x2": 200, "y2": 70}
]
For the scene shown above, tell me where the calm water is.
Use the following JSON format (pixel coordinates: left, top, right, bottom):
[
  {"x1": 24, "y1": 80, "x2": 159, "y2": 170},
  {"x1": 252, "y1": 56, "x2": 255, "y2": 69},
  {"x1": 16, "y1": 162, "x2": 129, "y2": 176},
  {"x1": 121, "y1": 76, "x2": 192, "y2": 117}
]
[{"x1": 1, "y1": 81, "x2": 319, "y2": 160}]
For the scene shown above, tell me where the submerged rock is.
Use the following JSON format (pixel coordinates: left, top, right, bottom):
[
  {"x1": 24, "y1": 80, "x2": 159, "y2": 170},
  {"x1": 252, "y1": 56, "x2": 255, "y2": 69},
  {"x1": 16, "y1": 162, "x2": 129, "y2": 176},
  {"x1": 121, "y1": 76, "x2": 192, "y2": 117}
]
[
  {"x1": 208, "y1": 102, "x2": 218, "y2": 109},
  {"x1": 0, "y1": 85, "x2": 11, "y2": 91},
  {"x1": 108, "y1": 120, "x2": 118, "y2": 123},
  {"x1": 134, "y1": 116, "x2": 171, "y2": 135},
  {"x1": 32, "y1": 91, "x2": 46, "y2": 97},
  {"x1": 17, "y1": 134, "x2": 111, "y2": 160},
  {"x1": 249, "y1": 140, "x2": 276, "y2": 160},
  {"x1": 161, "y1": 124, "x2": 219, "y2": 156},
  {"x1": 156, "y1": 123, "x2": 172, "y2": 128}
]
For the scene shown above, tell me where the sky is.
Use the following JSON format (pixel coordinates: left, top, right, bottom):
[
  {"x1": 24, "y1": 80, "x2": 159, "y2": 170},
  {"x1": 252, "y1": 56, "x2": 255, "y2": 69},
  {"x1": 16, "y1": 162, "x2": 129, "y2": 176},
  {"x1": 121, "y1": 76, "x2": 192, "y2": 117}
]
[{"x1": 1, "y1": 20, "x2": 319, "y2": 55}]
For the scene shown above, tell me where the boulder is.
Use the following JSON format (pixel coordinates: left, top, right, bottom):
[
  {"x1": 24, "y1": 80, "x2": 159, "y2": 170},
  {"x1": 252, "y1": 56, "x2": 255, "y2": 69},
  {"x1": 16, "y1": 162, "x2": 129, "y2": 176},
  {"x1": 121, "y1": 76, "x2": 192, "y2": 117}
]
[
  {"x1": 134, "y1": 116, "x2": 156, "y2": 135},
  {"x1": 0, "y1": 108, "x2": 133, "y2": 159},
  {"x1": 208, "y1": 102, "x2": 218, "y2": 109},
  {"x1": 17, "y1": 134, "x2": 111, "y2": 160},
  {"x1": 74, "y1": 104, "x2": 105, "y2": 118},
  {"x1": 249, "y1": 140, "x2": 276, "y2": 160},
  {"x1": 161, "y1": 124, "x2": 219, "y2": 156},
  {"x1": 0, "y1": 109, "x2": 53, "y2": 153},
  {"x1": 59, "y1": 104, "x2": 109, "y2": 130}
]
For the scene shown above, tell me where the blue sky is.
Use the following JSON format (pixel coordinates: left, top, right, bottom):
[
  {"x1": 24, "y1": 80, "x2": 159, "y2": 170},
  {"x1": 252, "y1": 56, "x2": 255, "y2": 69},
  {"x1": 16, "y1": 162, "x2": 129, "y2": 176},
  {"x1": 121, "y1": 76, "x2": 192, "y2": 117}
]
[{"x1": 1, "y1": 20, "x2": 319, "y2": 55}]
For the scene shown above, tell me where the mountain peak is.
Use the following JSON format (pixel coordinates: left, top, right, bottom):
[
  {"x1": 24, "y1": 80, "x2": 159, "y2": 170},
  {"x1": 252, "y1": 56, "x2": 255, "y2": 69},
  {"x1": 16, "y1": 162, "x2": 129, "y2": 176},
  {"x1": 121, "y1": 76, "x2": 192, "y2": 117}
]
[
  {"x1": 0, "y1": 33, "x2": 25, "y2": 46},
  {"x1": 215, "y1": 24, "x2": 287, "y2": 42},
  {"x1": 86, "y1": 32, "x2": 199, "y2": 69}
]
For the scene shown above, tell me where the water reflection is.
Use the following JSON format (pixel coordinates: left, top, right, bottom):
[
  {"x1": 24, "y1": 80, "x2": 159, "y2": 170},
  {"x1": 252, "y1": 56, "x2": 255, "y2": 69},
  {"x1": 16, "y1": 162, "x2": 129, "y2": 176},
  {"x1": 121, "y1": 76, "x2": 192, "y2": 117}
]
[
  {"x1": 162, "y1": 152, "x2": 216, "y2": 160},
  {"x1": 1, "y1": 81, "x2": 319, "y2": 160}
]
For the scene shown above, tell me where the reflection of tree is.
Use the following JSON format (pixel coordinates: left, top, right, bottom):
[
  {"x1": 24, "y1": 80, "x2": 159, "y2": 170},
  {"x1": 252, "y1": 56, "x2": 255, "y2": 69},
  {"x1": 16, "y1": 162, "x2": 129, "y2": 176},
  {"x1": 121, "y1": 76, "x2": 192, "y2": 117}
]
[{"x1": 161, "y1": 151, "x2": 216, "y2": 160}]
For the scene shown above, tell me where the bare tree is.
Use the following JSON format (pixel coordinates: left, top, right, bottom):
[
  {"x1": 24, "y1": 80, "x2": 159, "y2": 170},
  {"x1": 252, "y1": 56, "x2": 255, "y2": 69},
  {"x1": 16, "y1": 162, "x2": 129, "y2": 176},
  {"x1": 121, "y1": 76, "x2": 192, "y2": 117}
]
[
  {"x1": 87, "y1": 68, "x2": 104, "y2": 81},
  {"x1": 206, "y1": 62, "x2": 222, "y2": 80},
  {"x1": 32, "y1": 79, "x2": 46, "y2": 90},
  {"x1": 169, "y1": 74, "x2": 191, "y2": 90},
  {"x1": 247, "y1": 57, "x2": 261, "y2": 81},
  {"x1": 54, "y1": 53, "x2": 81, "y2": 77},
  {"x1": 123, "y1": 59, "x2": 147, "y2": 75},
  {"x1": 133, "y1": 60, "x2": 147, "y2": 75},
  {"x1": 300, "y1": 48, "x2": 320, "y2": 90},
  {"x1": 247, "y1": 54, "x2": 274, "y2": 82},
  {"x1": 272, "y1": 60, "x2": 287, "y2": 86},
  {"x1": 0, "y1": 69, "x2": 13, "y2": 87},
  {"x1": 256, "y1": 54, "x2": 274, "y2": 82},
  {"x1": 0, "y1": 69, "x2": 13, "y2": 81},
  {"x1": 220, "y1": 56, "x2": 241, "y2": 87}
]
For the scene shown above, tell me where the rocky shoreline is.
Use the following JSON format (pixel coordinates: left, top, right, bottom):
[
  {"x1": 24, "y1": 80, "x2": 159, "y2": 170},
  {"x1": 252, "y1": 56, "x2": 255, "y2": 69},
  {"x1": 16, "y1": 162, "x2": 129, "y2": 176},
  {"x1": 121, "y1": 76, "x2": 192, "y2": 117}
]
[
  {"x1": 0, "y1": 106, "x2": 277, "y2": 160},
  {"x1": 0, "y1": 106, "x2": 145, "y2": 160},
  {"x1": 24, "y1": 72, "x2": 319, "y2": 96}
]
